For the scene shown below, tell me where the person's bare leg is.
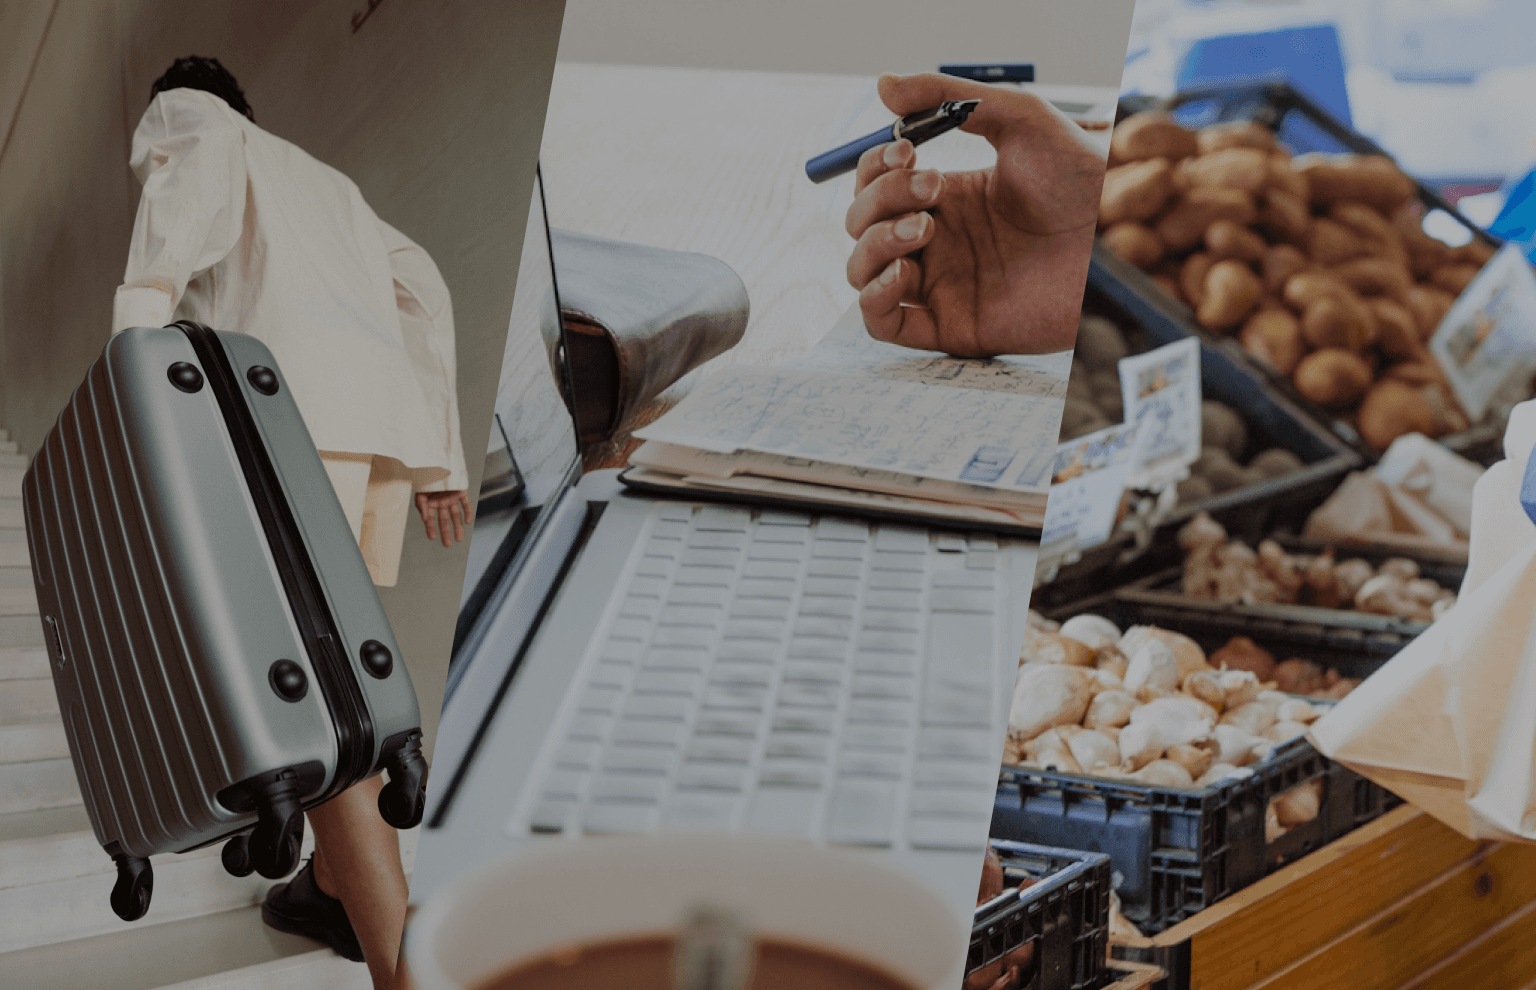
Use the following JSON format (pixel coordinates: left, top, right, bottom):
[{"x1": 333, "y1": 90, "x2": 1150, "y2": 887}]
[{"x1": 308, "y1": 776, "x2": 407, "y2": 990}]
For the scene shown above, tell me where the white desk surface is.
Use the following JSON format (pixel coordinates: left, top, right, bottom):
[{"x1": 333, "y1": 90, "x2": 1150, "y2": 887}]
[{"x1": 538, "y1": 62, "x2": 1115, "y2": 401}]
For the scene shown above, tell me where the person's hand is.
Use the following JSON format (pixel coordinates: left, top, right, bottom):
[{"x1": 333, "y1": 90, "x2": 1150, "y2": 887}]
[
  {"x1": 846, "y1": 73, "x2": 1106, "y2": 357},
  {"x1": 414, "y1": 490, "x2": 473, "y2": 548}
]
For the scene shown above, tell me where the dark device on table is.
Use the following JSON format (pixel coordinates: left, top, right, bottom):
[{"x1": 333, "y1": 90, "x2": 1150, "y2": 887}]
[{"x1": 939, "y1": 63, "x2": 1034, "y2": 83}]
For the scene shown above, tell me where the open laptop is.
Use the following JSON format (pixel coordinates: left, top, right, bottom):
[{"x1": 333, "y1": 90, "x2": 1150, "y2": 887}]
[{"x1": 411, "y1": 166, "x2": 1040, "y2": 934}]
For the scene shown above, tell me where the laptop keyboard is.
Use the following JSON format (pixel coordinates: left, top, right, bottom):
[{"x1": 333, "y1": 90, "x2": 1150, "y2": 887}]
[{"x1": 515, "y1": 502, "x2": 1004, "y2": 852}]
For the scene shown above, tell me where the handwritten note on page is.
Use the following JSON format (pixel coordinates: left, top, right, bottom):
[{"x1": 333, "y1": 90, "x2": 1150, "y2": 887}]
[{"x1": 634, "y1": 365, "x2": 1060, "y2": 493}]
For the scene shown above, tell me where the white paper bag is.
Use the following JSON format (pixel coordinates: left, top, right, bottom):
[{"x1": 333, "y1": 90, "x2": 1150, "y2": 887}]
[{"x1": 1309, "y1": 398, "x2": 1536, "y2": 841}]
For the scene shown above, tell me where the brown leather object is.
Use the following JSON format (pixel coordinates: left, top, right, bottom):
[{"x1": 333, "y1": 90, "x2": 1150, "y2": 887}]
[{"x1": 542, "y1": 229, "x2": 749, "y2": 443}]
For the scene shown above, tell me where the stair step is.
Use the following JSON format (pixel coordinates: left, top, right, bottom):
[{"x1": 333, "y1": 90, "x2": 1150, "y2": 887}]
[
  {"x1": 0, "y1": 438, "x2": 17, "y2": 455},
  {"x1": 0, "y1": 453, "x2": 25, "y2": 469},
  {"x1": 0, "y1": 613, "x2": 44, "y2": 649},
  {"x1": 0, "y1": 541, "x2": 28, "y2": 566},
  {"x1": 0, "y1": 585, "x2": 38, "y2": 614},
  {"x1": 0, "y1": 815, "x2": 418, "y2": 954},
  {"x1": 0, "y1": 716, "x2": 68, "y2": 763},
  {"x1": 0, "y1": 565, "x2": 33, "y2": 590},
  {"x1": 0, "y1": 904, "x2": 357, "y2": 990},
  {"x1": 0, "y1": 646, "x2": 49, "y2": 680},
  {"x1": 0, "y1": 466, "x2": 22, "y2": 498},
  {"x1": 0, "y1": 676, "x2": 59, "y2": 722},
  {"x1": 0, "y1": 497, "x2": 21, "y2": 529},
  {"x1": 0, "y1": 756, "x2": 81, "y2": 815}
]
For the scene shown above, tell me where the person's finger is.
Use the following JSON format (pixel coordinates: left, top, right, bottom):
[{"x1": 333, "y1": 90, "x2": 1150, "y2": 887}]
[
  {"x1": 846, "y1": 211, "x2": 936, "y2": 289},
  {"x1": 437, "y1": 506, "x2": 453, "y2": 547},
  {"x1": 854, "y1": 138, "x2": 914, "y2": 196},
  {"x1": 876, "y1": 72, "x2": 1066, "y2": 146},
  {"x1": 421, "y1": 501, "x2": 439, "y2": 542},
  {"x1": 448, "y1": 501, "x2": 466, "y2": 543},
  {"x1": 845, "y1": 166, "x2": 944, "y2": 238},
  {"x1": 858, "y1": 258, "x2": 943, "y2": 352},
  {"x1": 461, "y1": 493, "x2": 476, "y2": 526}
]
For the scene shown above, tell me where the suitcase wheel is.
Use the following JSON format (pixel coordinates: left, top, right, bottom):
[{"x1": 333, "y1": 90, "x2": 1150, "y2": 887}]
[
  {"x1": 250, "y1": 776, "x2": 306, "y2": 880},
  {"x1": 110, "y1": 854, "x2": 153, "y2": 922},
  {"x1": 222, "y1": 832, "x2": 254, "y2": 878},
  {"x1": 378, "y1": 741, "x2": 429, "y2": 830}
]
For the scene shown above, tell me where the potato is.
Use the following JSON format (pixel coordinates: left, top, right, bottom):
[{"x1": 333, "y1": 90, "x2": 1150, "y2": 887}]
[
  {"x1": 1075, "y1": 315, "x2": 1129, "y2": 370},
  {"x1": 1358, "y1": 380, "x2": 1437, "y2": 450},
  {"x1": 1182, "y1": 669, "x2": 1227, "y2": 711},
  {"x1": 1293, "y1": 349, "x2": 1373, "y2": 407},
  {"x1": 1156, "y1": 188, "x2": 1258, "y2": 252},
  {"x1": 1058, "y1": 614, "x2": 1122, "y2": 651},
  {"x1": 1262, "y1": 244, "x2": 1309, "y2": 295},
  {"x1": 1179, "y1": 147, "x2": 1270, "y2": 193},
  {"x1": 1266, "y1": 154, "x2": 1310, "y2": 201},
  {"x1": 1066, "y1": 729, "x2": 1121, "y2": 773},
  {"x1": 1456, "y1": 239, "x2": 1497, "y2": 267},
  {"x1": 1166, "y1": 741, "x2": 1218, "y2": 781},
  {"x1": 1431, "y1": 263, "x2": 1481, "y2": 296},
  {"x1": 1201, "y1": 401, "x2": 1248, "y2": 459},
  {"x1": 1274, "y1": 781, "x2": 1322, "y2": 827},
  {"x1": 1239, "y1": 308, "x2": 1305, "y2": 376},
  {"x1": 1369, "y1": 297, "x2": 1421, "y2": 360},
  {"x1": 1300, "y1": 293, "x2": 1378, "y2": 351},
  {"x1": 1099, "y1": 158, "x2": 1176, "y2": 226},
  {"x1": 1330, "y1": 201, "x2": 1406, "y2": 263},
  {"x1": 1307, "y1": 218, "x2": 1367, "y2": 265},
  {"x1": 1198, "y1": 259, "x2": 1264, "y2": 331},
  {"x1": 1112, "y1": 111, "x2": 1199, "y2": 163},
  {"x1": 1180, "y1": 252, "x2": 1215, "y2": 308},
  {"x1": 1295, "y1": 154, "x2": 1416, "y2": 211},
  {"x1": 1336, "y1": 257, "x2": 1413, "y2": 301},
  {"x1": 1248, "y1": 448, "x2": 1303, "y2": 478},
  {"x1": 1178, "y1": 475, "x2": 1215, "y2": 503},
  {"x1": 1273, "y1": 659, "x2": 1327, "y2": 695},
  {"x1": 1193, "y1": 447, "x2": 1247, "y2": 493},
  {"x1": 1122, "y1": 626, "x2": 1210, "y2": 680},
  {"x1": 1132, "y1": 760, "x2": 1196, "y2": 788},
  {"x1": 1198, "y1": 121, "x2": 1275, "y2": 155},
  {"x1": 1205, "y1": 218, "x2": 1267, "y2": 263},
  {"x1": 1085, "y1": 689, "x2": 1137, "y2": 731},
  {"x1": 1404, "y1": 285, "x2": 1455, "y2": 339},
  {"x1": 1152, "y1": 273, "x2": 1184, "y2": 302},
  {"x1": 1258, "y1": 189, "x2": 1312, "y2": 244},
  {"x1": 1282, "y1": 271, "x2": 1350, "y2": 311},
  {"x1": 1102, "y1": 222, "x2": 1165, "y2": 269}
]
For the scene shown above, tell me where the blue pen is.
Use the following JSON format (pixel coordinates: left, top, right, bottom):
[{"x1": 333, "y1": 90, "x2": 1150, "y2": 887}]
[{"x1": 805, "y1": 99, "x2": 980, "y2": 184}]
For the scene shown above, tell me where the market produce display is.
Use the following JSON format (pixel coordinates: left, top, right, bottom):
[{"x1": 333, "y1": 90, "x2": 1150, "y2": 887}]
[
  {"x1": 1063, "y1": 311, "x2": 1308, "y2": 507},
  {"x1": 1099, "y1": 112, "x2": 1495, "y2": 451},
  {"x1": 1009, "y1": 612, "x2": 1338, "y2": 842},
  {"x1": 1178, "y1": 512, "x2": 1457, "y2": 621}
]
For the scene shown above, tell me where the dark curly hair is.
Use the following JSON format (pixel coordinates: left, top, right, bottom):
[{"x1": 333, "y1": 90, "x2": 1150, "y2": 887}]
[{"x1": 149, "y1": 56, "x2": 254, "y2": 122}]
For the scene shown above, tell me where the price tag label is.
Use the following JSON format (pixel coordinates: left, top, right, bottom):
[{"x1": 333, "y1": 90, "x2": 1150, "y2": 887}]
[
  {"x1": 1040, "y1": 420, "x2": 1144, "y2": 552},
  {"x1": 1429, "y1": 243, "x2": 1536, "y2": 422},
  {"x1": 1118, "y1": 337, "x2": 1202, "y2": 487}
]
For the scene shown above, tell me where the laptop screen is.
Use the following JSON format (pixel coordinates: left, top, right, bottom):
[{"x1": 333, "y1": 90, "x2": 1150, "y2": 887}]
[{"x1": 493, "y1": 164, "x2": 582, "y2": 507}]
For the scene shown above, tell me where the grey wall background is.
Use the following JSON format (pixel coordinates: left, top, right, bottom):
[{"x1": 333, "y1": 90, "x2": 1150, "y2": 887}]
[
  {"x1": 0, "y1": 0, "x2": 566, "y2": 761},
  {"x1": 554, "y1": 0, "x2": 1137, "y2": 84}
]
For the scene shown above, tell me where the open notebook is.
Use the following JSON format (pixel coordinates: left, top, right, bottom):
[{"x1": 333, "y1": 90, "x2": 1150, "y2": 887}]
[{"x1": 622, "y1": 306, "x2": 1070, "y2": 535}]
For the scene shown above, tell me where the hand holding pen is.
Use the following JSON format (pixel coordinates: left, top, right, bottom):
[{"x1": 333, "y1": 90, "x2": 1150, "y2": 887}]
[{"x1": 836, "y1": 72, "x2": 1106, "y2": 358}]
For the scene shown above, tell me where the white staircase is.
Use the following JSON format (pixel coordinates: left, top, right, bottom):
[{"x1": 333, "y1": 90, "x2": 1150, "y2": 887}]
[{"x1": 0, "y1": 430, "x2": 412, "y2": 989}]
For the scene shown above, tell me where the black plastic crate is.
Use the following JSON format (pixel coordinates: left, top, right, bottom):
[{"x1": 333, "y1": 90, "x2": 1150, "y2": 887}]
[
  {"x1": 1117, "y1": 535, "x2": 1467, "y2": 647},
  {"x1": 971, "y1": 841, "x2": 1113, "y2": 990},
  {"x1": 1001, "y1": 597, "x2": 1401, "y2": 933},
  {"x1": 1110, "y1": 81, "x2": 1507, "y2": 466},
  {"x1": 1033, "y1": 253, "x2": 1363, "y2": 612}
]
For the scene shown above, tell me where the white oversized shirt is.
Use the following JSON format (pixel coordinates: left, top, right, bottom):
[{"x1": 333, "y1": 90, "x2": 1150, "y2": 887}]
[{"x1": 112, "y1": 88, "x2": 467, "y2": 493}]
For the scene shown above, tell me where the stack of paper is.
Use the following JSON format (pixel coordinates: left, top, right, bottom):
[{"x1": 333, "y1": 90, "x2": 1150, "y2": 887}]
[{"x1": 623, "y1": 307, "x2": 1071, "y2": 533}]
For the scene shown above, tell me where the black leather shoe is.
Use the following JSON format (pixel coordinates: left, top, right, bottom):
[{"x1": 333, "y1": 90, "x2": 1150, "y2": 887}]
[{"x1": 261, "y1": 857, "x2": 364, "y2": 962}]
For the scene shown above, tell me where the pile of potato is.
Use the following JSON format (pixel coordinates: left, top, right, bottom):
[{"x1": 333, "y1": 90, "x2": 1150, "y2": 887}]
[
  {"x1": 1010, "y1": 611, "x2": 1330, "y2": 832},
  {"x1": 1179, "y1": 512, "x2": 1456, "y2": 622},
  {"x1": 1099, "y1": 111, "x2": 1495, "y2": 451},
  {"x1": 1063, "y1": 312, "x2": 1306, "y2": 504}
]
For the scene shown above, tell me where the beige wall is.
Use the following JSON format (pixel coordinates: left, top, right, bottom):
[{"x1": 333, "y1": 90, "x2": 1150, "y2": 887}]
[
  {"x1": 0, "y1": 0, "x2": 566, "y2": 760},
  {"x1": 554, "y1": 0, "x2": 1136, "y2": 86}
]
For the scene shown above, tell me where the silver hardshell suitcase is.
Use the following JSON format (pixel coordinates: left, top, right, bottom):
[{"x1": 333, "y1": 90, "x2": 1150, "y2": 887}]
[{"x1": 22, "y1": 322, "x2": 428, "y2": 922}]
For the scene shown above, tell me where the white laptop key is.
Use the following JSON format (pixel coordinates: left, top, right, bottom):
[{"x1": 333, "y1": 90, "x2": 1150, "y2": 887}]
[
  {"x1": 662, "y1": 791, "x2": 743, "y2": 831},
  {"x1": 746, "y1": 786, "x2": 822, "y2": 835},
  {"x1": 826, "y1": 777, "x2": 901, "y2": 847},
  {"x1": 584, "y1": 801, "x2": 662, "y2": 835}
]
